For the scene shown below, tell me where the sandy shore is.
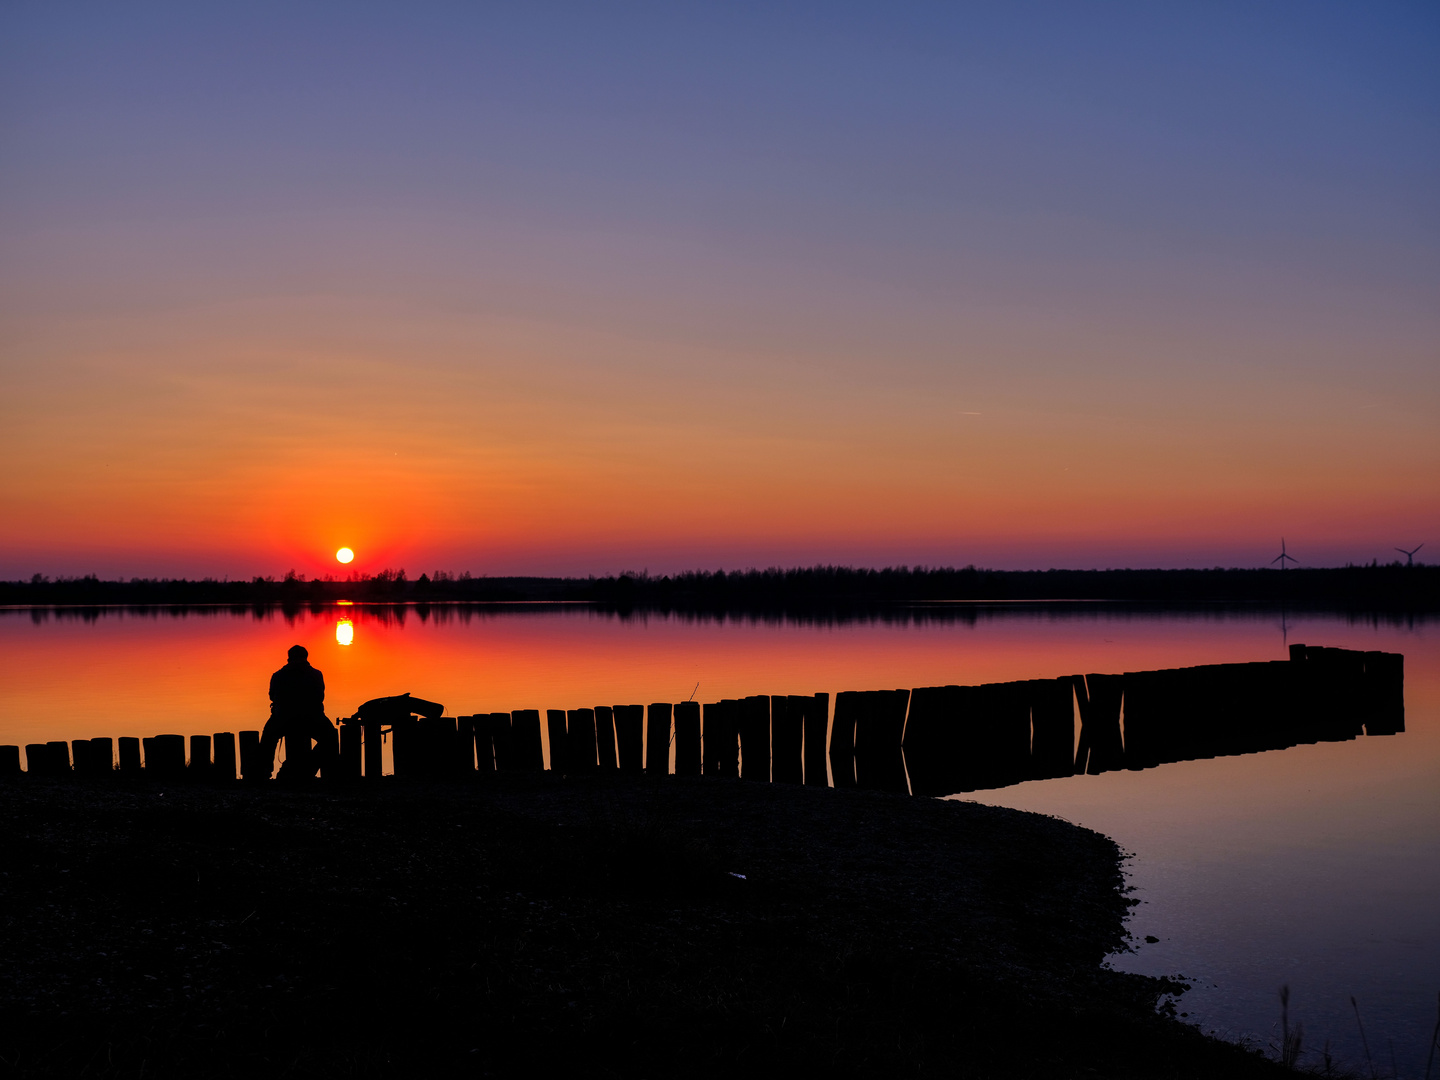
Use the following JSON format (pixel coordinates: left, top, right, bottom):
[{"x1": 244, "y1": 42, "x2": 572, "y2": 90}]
[{"x1": 0, "y1": 775, "x2": 1286, "y2": 1078}]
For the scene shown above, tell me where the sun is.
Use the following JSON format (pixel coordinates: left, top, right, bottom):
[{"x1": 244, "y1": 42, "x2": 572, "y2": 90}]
[{"x1": 336, "y1": 547, "x2": 354, "y2": 564}]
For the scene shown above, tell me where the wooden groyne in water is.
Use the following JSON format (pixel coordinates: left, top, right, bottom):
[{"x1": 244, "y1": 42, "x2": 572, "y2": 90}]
[{"x1": 0, "y1": 643, "x2": 1403, "y2": 794}]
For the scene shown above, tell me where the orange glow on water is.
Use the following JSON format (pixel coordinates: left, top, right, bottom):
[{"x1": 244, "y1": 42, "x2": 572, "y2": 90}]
[{"x1": 1, "y1": 607, "x2": 1433, "y2": 755}]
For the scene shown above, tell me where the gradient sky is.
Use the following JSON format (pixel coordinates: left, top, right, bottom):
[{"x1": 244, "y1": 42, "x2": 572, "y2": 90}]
[{"x1": 2, "y1": 2, "x2": 1437, "y2": 578}]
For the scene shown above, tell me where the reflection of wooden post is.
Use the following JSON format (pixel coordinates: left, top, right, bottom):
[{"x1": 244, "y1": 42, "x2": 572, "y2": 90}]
[
  {"x1": 804, "y1": 693, "x2": 829, "y2": 787},
  {"x1": 595, "y1": 707, "x2": 617, "y2": 770},
  {"x1": 614, "y1": 706, "x2": 644, "y2": 773},
  {"x1": 674, "y1": 702, "x2": 700, "y2": 777},
  {"x1": 646, "y1": 703, "x2": 672, "y2": 775},
  {"x1": 212, "y1": 733, "x2": 236, "y2": 782}
]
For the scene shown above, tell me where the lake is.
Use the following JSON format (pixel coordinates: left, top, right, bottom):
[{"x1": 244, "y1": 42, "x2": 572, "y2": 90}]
[{"x1": 2, "y1": 603, "x2": 1435, "y2": 1075}]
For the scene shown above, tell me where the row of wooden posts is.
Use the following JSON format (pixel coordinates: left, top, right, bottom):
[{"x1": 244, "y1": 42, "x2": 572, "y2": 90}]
[{"x1": 1, "y1": 644, "x2": 1404, "y2": 794}]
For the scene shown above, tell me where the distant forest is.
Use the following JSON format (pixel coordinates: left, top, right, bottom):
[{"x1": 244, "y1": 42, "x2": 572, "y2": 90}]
[{"x1": 3, "y1": 563, "x2": 1436, "y2": 613}]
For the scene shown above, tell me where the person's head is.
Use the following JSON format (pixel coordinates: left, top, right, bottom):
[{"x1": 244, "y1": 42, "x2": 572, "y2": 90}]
[{"x1": 287, "y1": 644, "x2": 309, "y2": 664}]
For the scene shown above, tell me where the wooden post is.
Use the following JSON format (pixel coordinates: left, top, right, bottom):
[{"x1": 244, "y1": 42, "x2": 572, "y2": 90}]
[
  {"x1": 614, "y1": 705, "x2": 644, "y2": 773},
  {"x1": 511, "y1": 710, "x2": 544, "y2": 772},
  {"x1": 119, "y1": 737, "x2": 142, "y2": 775},
  {"x1": 337, "y1": 723, "x2": 361, "y2": 781},
  {"x1": 151, "y1": 735, "x2": 186, "y2": 778},
  {"x1": 1363, "y1": 651, "x2": 1405, "y2": 736},
  {"x1": 566, "y1": 709, "x2": 598, "y2": 773},
  {"x1": 71, "y1": 739, "x2": 92, "y2": 776},
  {"x1": 391, "y1": 716, "x2": 418, "y2": 778},
  {"x1": 212, "y1": 732, "x2": 237, "y2": 782},
  {"x1": 418, "y1": 716, "x2": 457, "y2": 778},
  {"x1": 738, "y1": 696, "x2": 770, "y2": 781},
  {"x1": 854, "y1": 691, "x2": 909, "y2": 792},
  {"x1": 456, "y1": 716, "x2": 477, "y2": 777},
  {"x1": 771, "y1": 696, "x2": 804, "y2": 784},
  {"x1": 472, "y1": 715, "x2": 494, "y2": 775},
  {"x1": 986, "y1": 682, "x2": 1031, "y2": 787},
  {"x1": 1075, "y1": 674, "x2": 1124, "y2": 775},
  {"x1": 90, "y1": 737, "x2": 115, "y2": 776},
  {"x1": 901, "y1": 685, "x2": 962, "y2": 796},
  {"x1": 701, "y1": 702, "x2": 721, "y2": 776},
  {"x1": 829, "y1": 692, "x2": 859, "y2": 788},
  {"x1": 674, "y1": 701, "x2": 701, "y2": 776},
  {"x1": 363, "y1": 718, "x2": 383, "y2": 780},
  {"x1": 0, "y1": 745, "x2": 20, "y2": 777},
  {"x1": 189, "y1": 735, "x2": 212, "y2": 776},
  {"x1": 485, "y1": 713, "x2": 511, "y2": 772},
  {"x1": 24, "y1": 744, "x2": 47, "y2": 776},
  {"x1": 702, "y1": 700, "x2": 739, "y2": 778},
  {"x1": 804, "y1": 693, "x2": 829, "y2": 787},
  {"x1": 284, "y1": 727, "x2": 314, "y2": 778},
  {"x1": 595, "y1": 706, "x2": 618, "y2": 770},
  {"x1": 47, "y1": 741, "x2": 72, "y2": 776},
  {"x1": 546, "y1": 710, "x2": 568, "y2": 773},
  {"x1": 646, "y1": 703, "x2": 672, "y2": 775},
  {"x1": 1028, "y1": 678, "x2": 1075, "y2": 780}
]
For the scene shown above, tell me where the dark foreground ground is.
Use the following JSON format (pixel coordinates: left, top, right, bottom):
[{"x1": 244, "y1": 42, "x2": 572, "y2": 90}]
[{"x1": 0, "y1": 776, "x2": 1288, "y2": 1079}]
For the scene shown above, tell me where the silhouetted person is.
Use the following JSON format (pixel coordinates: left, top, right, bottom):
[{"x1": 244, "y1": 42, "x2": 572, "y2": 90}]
[{"x1": 260, "y1": 645, "x2": 338, "y2": 780}]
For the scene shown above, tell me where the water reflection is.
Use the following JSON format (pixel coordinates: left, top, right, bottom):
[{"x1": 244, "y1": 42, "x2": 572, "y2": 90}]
[
  {"x1": 0, "y1": 605, "x2": 1434, "y2": 1074},
  {"x1": 335, "y1": 619, "x2": 354, "y2": 646}
]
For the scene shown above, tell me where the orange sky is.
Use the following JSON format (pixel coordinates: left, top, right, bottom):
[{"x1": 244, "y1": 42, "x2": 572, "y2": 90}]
[{"x1": 2, "y1": 6, "x2": 1437, "y2": 577}]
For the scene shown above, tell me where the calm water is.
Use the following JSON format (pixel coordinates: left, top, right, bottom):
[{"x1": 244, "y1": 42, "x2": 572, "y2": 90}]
[{"x1": 2, "y1": 604, "x2": 1436, "y2": 1075}]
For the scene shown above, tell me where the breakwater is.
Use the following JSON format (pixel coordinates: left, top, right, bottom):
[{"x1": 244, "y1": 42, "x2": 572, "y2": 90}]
[{"x1": 1, "y1": 643, "x2": 1403, "y2": 795}]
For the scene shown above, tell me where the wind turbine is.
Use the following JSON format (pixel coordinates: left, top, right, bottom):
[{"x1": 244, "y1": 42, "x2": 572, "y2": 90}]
[
  {"x1": 1395, "y1": 543, "x2": 1424, "y2": 566},
  {"x1": 1272, "y1": 538, "x2": 1298, "y2": 571}
]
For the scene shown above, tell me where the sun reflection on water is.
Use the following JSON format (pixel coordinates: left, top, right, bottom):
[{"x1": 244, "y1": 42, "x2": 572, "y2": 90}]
[{"x1": 335, "y1": 619, "x2": 354, "y2": 646}]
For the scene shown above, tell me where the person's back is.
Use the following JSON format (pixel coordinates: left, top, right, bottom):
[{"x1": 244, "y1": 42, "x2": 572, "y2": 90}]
[
  {"x1": 270, "y1": 654, "x2": 325, "y2": 718},
  {"x1": 260, "y1": 645, "x2": 336, "y2": 779}
]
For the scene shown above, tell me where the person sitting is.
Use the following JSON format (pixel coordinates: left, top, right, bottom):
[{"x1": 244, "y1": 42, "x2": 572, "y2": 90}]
[{"x1": 260, "y1": 644, "x2": 338, "y2": 780}]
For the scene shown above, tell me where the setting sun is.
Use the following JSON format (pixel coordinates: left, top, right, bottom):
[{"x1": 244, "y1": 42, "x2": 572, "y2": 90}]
[{"x1": 336, "y1": 547, "x2": 354, "y2": 564}]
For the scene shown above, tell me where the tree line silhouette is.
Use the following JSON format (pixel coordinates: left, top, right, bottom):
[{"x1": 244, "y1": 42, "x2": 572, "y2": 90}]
[{"x1": 3, "y1": 562, "x2": 1436, "y2": 612}]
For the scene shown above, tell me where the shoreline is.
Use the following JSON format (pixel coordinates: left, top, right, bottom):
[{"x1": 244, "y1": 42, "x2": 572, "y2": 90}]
[
  {"x1": 4, "y1": 564, "x2": 1437, "y2": 614},
  {"x1": 0, "y1": 775, "x2": 1287, "y2": 1078}
]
